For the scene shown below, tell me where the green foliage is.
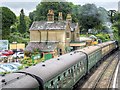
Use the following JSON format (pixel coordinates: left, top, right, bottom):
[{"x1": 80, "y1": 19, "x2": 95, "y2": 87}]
[
  {"x1": 97, "y1": 7, "x2": 110, "y2": 23},
  {"x1": 24, "y1": 16, "x2": 31, "y2": 33},
  {"x1": 71, "y1": 5, "x2": 81, "y2": 22},
  {"x1": 78, "y1": 4, "x2": 102, "y2": 32},
  {"x1": 96, "y1": 33, "x2": 110, "y2": 42},
  {"x1": 24, "y1": 50, "x2": 32, "y2": 57},
  {"x1": 20, "y1": 56, "x2": 42, "y2": 68},
  {"x1": 1, "y1": 7, "x2": 16, "y2": 39},
  {"x1": 112, "y1": 12, "x2": 120, "y2": 43},
  {"x1": 9, "y1": 32, "x2": 30, "y2": 43},
  {"x1": 0, "y1": 72, "x2": 10, "y2": 75},
  {"x1": 18, "y1": 9, "x2": 26, "y2": 34},
  {"x1": 29, "y1": 2, "x2": 110, "y2": 34},
  {"x1": 29, "y1": 2, "x2": 74, "y2": 22}
]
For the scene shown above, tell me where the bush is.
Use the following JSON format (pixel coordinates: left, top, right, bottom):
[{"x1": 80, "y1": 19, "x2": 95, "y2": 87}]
[
  {"x1": 24, "y1": 50, "x2": 32, "y2": 57},
  {"x1": 96, "y1": 33, "x2": 110, "y2": 42}
]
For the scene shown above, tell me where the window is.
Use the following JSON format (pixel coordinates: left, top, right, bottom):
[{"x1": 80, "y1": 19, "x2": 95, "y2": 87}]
[
  {"x1": 58, "y1": 76, "x2": 60, "y2": 81},
  {"x1": 74, "y1": 66, "x2": 76, "y2": 70},
  {"x1": 71, "y1": 68, "x2": 74, "y2": 76},
  {"x1": 51, "y1": 81, "x2": 53, "y2": 85},
  {"x1": 66, "y1": 32, "x2": 69, "y2": 38},
  {"x1": 68, "y1": 69, "x2": 70, "y2": 74},
  {"x1": 63, "y1": 73, "x2": 66, "y2": 77},
  {"x1": 51, "y1": 81, "x2": 54, "y2": 87},
  {"x1": 68, "y1": 69, "x2": 71, "y2": 79}
]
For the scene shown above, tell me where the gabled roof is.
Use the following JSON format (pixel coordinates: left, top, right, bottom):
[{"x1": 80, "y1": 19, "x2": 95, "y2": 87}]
[
  {"x1": 29, "y1": 21, "x2": 66, "y2": 30},
  {"x1": 29, "y1": 21, "x2": 77, "y2": 31},
  {"x1": 25, "y1": 42, "x2": 58, "y2": 52}
]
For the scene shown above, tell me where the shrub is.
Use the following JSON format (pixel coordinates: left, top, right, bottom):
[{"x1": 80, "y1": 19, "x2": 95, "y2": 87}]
[{"x1": 96, "y1": 34, "x2": 110, "y2": 42}]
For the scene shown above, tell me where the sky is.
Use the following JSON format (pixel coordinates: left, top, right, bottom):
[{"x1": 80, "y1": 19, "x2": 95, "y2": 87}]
[{"x1": 0, "y1": 0, "x2": 120, "y2": 16}]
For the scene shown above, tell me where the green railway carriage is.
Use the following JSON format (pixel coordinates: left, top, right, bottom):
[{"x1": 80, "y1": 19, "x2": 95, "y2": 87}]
[
  {"x1": 76, "y1": 45, "x2": 101, "y2": 72},
  {"x1": 0, "y1": 41, "x2": 118, "y2": 90},
  {"x1": 0, "y1": 51, "x2": 87, "y2": 89}
]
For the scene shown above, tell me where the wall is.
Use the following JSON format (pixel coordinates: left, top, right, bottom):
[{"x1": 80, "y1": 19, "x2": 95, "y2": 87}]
[
  {"x1": 10, "y1": 43, "x2": 25, "y2": 50},
  {"x1": 30, "y1": 31, "x2": 41, "y2": 42},
  {"x1": 30, "y1": 30, "x2": 66, "y2": 54},
  {"x1": 65, "y1": 23, "x2": 71, "y2": 47}
]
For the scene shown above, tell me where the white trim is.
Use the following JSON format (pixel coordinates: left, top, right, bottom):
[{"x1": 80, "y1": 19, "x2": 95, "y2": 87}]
[{"x1": 112, "y1": 60, "x2": 120, "y2": 88}]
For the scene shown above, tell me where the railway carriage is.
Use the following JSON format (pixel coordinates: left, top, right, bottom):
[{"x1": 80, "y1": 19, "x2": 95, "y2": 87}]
[
  {"x1": 76, "y1": 45, "x2": 101, "y2": 73},
  {"x1": 0, "y1": 51, "x2": 87, "y2": 89},
  {"x1": 98, "y1": 41, "x2": 117, "y2": 58},
  {"x1": 0, "y1": 41, "x2": 118, "y2": 90},
  {"x1": 98, "y1": 42, "x2": 110, "y2": 58},
  {"x1": 109, "y1": 41, "x2": 117, "y2": 52}
]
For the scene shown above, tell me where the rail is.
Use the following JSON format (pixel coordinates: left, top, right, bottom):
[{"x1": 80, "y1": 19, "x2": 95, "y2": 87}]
[
  {"x1": 92, "y1": 53, "x2": 118, "y2": 89},
  {"x1": 79, "y1": 51, "x2": 119, "y2": 89}
]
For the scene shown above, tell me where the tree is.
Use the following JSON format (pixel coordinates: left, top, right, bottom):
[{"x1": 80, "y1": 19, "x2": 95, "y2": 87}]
[
  {"x1": 98, "y1": 7, "x2": 110, "y2": 23},
  {"x1": 78, "y1": 4, "x2": 102, "y2": 32},
  {"x1": 29, "y1": 2, "x2": 74, "y2": 22},
  {"x1": 1, "y1": 7, "x2": 16, "y2": 39},
  {"x1": 71, "y1": 5, "x2": 81, "y2": 22},
  {"x1": 112, "y1": 13, "x2": 120, "y2": 43},
  {"x1": 18, "y1": 9, "x2": 26, "y2": 34},
  {"x1": 108, "y1": 10, "x2": 116, "y2": 23},
  {"x1": 24, "y1": 16, "x2": 31, "y2": 33}
]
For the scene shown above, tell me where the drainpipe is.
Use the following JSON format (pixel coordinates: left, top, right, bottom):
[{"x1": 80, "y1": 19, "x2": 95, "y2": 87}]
[
  {"x1": 46, "y1": 30, "x2": 48, "y2": 44},
  {"x1": 38, "y1": 30, "x2": 41, "y2": 42}
]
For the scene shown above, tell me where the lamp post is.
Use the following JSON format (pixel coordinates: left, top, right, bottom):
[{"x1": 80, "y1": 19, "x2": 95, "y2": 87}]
[{"x1": 12, "y1": 42, "x2": 17, "y2": 62}]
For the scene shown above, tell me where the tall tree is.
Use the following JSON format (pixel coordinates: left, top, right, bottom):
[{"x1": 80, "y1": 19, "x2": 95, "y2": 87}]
[
  {"x1": 78, "y1": 4, "x2": 102, "y2": 32},
  {"x1": 98, "y1": 7, "x2": 110, "y2": 23},
  {"x1": 112, "y1": 13, "x2": 120, "y2": 44},
  {"x1": 18, "y1": 9, "x2": 26, "y2": 34},
  {"x1": 29, "y1": 2, "x2": 74, "y2": 22},
  {"x1": 1, "y1": 7, "x2": 16, "y2": 40}
]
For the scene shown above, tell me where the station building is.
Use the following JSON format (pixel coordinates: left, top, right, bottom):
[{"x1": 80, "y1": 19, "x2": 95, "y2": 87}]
[{"x1": 26, "y1": 9, "x2": 80, "y2": 57}]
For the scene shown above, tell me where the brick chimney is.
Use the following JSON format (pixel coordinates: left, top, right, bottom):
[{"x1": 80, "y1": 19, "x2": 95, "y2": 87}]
[
  {"x1": 47, "y1": 9, "x2": 54, "y2": 22},
  {"x1": 58, "y1": 12, "x2": 63, "y2": 21},
  {"x1": 66, "y1": 14, "x2": 72, "y2": 22}
]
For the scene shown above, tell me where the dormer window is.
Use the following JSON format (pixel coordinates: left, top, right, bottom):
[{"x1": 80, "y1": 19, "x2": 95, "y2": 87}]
[{"x1": 66, "y1": 32, "x2": 69, "y2": 38}]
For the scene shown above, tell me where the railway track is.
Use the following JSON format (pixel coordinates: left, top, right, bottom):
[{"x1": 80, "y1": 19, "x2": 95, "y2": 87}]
[
  {"x1": 79, "y1": 51, "x2": 119, "y2": 89},
  {"x1": 93, "y1": 55, "x2": 118, "y2": 89}
]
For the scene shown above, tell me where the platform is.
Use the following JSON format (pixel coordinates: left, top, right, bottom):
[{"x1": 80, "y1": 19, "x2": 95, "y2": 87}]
[{"x1": 113, "y1": 50, "x2": 120, "y2": 89}]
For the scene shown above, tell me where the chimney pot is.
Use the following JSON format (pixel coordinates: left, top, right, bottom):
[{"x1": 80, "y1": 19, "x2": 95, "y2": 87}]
[{"x1": 47, "y1": 9, "x2": 54, "y2": 22}]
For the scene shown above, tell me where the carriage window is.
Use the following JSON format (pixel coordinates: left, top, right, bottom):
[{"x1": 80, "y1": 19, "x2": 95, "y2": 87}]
[
  {"x1": 51, "y1": 81, "x2": 53, "y2": 85},
  {"x1": 68, "y1": 69, "x2": 70, "y2": 74},
  {"x1": 58, "y1": 76, "x2": 60, "y2": 81},
  {"x1": 71, "y1": 68, "x2": 74, "y2": 76},
  {"x1": 74, "y1": 66, "x2": 76, "y2": 69},
  {"x1": 80, "y1": 62, "x2": 81, "y2": 66},
  {"x1": 64, "y1": 72, "x2": 66, "y2": 77}
]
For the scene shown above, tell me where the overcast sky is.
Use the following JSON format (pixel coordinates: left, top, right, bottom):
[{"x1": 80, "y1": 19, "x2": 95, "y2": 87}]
[{"x1": 0, "y1": 0, "x2": 120, "y2": 16}]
